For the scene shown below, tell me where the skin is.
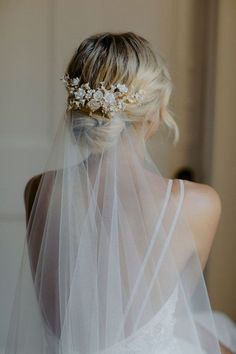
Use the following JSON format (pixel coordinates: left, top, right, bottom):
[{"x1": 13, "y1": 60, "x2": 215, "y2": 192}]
[{"x1": 144, "y1": 119, "x2": 233, "y2": 354}]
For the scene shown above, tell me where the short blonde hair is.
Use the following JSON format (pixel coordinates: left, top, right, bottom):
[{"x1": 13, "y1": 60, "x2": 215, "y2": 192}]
[{"x1": 65, "y1": 32, "x2": 179, "y2": 151}]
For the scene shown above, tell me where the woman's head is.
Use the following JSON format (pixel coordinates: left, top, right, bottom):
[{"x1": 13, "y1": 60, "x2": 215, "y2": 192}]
[{"x1": 64, "y1": 31, "x2": 179, "y2": 152}]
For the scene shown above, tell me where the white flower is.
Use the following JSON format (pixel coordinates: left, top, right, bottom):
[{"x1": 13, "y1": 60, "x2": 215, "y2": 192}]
[
  {"x1": 72, "y1": 77, "x2": 80, "y2": 86},
  {"x1": 116, "y1": 84, "x2": 128, "y2": 93},
  {"x1": 93, "y1": 90, "x2": 104, "y2": 101},
  {"x1": 87, "y1": 99, "x2": 101, "y2": 111},
  {"x1": 104, "y1": 92, "x2": 116, "y2": 104},
  {"x1": 74, "y1": 88, "x2": 86, "y2": 99}
]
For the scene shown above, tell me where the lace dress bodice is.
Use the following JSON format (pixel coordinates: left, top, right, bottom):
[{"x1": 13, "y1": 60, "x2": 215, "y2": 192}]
[{"x1": 100, "y1": 285, "x2": 180, "y2": 354}]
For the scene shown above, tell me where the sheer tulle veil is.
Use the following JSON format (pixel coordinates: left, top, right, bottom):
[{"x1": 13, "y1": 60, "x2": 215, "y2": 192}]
[{"x1": 3, "y1": 106, "x2": 224, "y2": 354}]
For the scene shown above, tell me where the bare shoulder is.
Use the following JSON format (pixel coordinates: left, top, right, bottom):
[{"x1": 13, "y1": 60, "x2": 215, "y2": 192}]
[
  {"x1": 24, "y1": 171, "x2": 56, "y2": 225},
  {"x1": 24, "y1": 170, "x2": 56, "y2": 199},
  {"x1": 179, "y1": 179, "x2": 222, "y2": 216},
  {"x1": 24, "y1": 173, "x2": 44, "y2": 204},
  {"x1": 174, "y1": 179, "x2": 222, "y2": 269}
]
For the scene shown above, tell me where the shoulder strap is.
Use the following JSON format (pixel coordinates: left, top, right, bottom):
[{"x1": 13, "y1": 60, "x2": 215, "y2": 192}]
[
  {"x1": 115, "y1": 179, "x2": 174, "y2": 338},
  {"x1": 132, "y1": 179, "x2": 185, "y2": 330},
  {"x1": 134, "y1": 180, "x2": 184, "y2": 329},
  {"x1": 178, "y1": 179, "x2": 185, "y2": 208}
]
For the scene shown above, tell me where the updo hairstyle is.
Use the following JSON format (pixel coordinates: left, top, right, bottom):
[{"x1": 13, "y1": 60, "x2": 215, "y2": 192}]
[{"x1": 65, "y1": 32, "x2": 179, "y2": 152}]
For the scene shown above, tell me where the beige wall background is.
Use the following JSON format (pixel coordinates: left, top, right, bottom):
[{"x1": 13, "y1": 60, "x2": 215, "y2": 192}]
[
  {"x1": 0, "y1": 0, "x2": 235, "y2": 350},
  {"x1": 205, "y1": 0, "x2": 236, "y2": 322}
]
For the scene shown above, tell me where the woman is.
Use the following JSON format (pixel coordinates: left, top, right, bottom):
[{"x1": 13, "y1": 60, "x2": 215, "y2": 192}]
[{"x1": 4, "y1": 32, "x2": 236, "y2": 353}]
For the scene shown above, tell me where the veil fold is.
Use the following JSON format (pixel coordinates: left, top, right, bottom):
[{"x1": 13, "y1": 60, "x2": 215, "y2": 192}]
[{"x1": 4, "y1": 110, "x2": 222, "y2": 354}]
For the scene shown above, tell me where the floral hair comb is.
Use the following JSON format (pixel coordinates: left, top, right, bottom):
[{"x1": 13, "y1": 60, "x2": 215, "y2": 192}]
[{"x1": 61, "y1": 73, "x2": 145, "y2": 119}]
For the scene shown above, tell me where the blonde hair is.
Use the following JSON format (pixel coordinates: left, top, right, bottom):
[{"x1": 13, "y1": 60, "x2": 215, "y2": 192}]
[{"x1": 65, "y1": 31, "x2": 179, "y2": 151}]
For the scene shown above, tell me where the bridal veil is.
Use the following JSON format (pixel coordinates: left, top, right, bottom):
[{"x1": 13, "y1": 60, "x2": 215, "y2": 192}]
[{"x1": 4, "y1": 107, "x2": 224, "y2": 353}]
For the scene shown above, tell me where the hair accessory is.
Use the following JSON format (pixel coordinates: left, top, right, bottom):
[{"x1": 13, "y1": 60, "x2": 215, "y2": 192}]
[{"x1": 61, "y1": 73, "x2": 145, "y2": 119}]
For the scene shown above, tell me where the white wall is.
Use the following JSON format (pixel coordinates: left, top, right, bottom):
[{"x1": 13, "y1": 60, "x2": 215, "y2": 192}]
[
  {"x1": 0, "y1": 0, "x2": 53, "y2": 349},
  {"x1": 206, "y1": 0, "x2": 236, "y2": 321}
]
